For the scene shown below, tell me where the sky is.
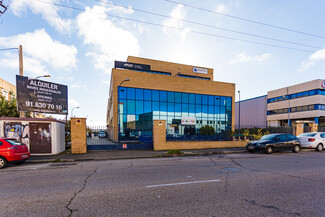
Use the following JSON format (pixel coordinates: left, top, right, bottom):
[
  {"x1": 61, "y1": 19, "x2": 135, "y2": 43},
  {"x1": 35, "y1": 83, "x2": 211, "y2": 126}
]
[{"x1": 0, "y1": 0, "x2": 325, "y2": 126}]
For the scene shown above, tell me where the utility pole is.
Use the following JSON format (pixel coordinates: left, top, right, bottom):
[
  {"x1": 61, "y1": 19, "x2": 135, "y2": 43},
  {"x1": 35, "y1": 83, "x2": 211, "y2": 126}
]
[{"x1": 19, "y1": 45, "x2": 25, "y2": 118}]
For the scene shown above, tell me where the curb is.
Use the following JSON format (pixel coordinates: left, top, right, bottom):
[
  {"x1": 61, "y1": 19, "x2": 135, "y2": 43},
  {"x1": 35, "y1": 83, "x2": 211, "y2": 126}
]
[{"x1": 25, "y1": 150, "x2": 247, "y2": 163}]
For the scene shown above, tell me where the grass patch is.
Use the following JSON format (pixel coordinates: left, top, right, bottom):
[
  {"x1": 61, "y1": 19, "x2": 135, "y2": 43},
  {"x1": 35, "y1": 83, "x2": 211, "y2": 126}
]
[{"x1": 167, "y1": 150, "x2": 184, "y2": 156}]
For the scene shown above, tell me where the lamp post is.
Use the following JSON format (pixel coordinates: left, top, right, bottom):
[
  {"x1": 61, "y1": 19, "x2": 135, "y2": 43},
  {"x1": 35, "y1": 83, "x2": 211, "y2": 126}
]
[
  {"x1": 71, "y1": 106, "x2": 79, "y2": 117},
  {"x1": 287, "y1": 87, "x2": 291, "y2": 127},
  {"x1": 238, "y1": 90, "x2": 241, "y2": 135},
  {"x1": 33, "y1": 75, "x2": 51, "y2": 118},
  {"x1": 117, "y1": 79, "x2": 130, "y2": 142},
  {"x1": 35, "y1": 75, "x2": 51, "y2": 80}
]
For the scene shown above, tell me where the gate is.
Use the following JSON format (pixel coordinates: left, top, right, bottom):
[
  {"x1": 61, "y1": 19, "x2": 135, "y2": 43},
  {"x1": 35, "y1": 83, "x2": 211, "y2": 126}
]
[{"x1": 86, "y1": 126, "x2": 153, "y2": 150}]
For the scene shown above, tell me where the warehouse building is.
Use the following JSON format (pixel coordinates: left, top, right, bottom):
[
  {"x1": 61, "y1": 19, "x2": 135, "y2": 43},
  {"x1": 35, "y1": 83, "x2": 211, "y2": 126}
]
[
  {"x1": 235, "y1": 79, "x2": 325, "y2": 128},
  {"x1": 106, "y1": 56, "x2": 237, "y2": 150}
]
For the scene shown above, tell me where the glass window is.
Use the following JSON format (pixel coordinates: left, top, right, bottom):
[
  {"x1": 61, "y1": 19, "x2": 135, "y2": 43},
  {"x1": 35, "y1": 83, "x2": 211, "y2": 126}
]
[
  {"x1": 152, "y1": 90, "x2": 159, "y2": 101},
  {"x1": 202, "y1": 95, "x2": 207, "y2": 105},
  {"x1": 196, "y1": 94, "x2": 202, "y2": 104},
  {"x1": 196, "y1": 104, "x2": 201, "y2": 117},
  {"x1": 127, "y1": 88, "x2": 135, "y2": 100},
  {"x1": 168, "y1": 92, "x2": 174, "y2": 102},
  {"x1": 136, "y1": 101, "x2": 144, "y2": 115},
  {"x1": 309, "y1": 90, "x2": 316, "y2": 96},
  {"x1": 302, "y1": 106, "x2": 308, "y2": 111},
  {"x1": 144, "y1": 89, "x2": 152, "y2": 101},
  {"x1": 118, "y1": 99, "x2": 127, "y2": 114},
  {"x1": 144, "y1": 101, "x2": 152, "y2": 113},
  {"x1": 226, "y1": 97, "x2": 232, "y2": 107},
  {"x1": 175, "y1": 103, "x2": 181, "y2": 116},
  {"x1": 320, "y1": 133, "x2": 325, "y2": 138},
  {"x1": 202, "y1": 105, "x2": 207, "y2": 117},
  {"x1": 308, "y1": 105, "x2": 315, "y2": 110},
  {"x1": 127, "y1": 100, "x2": 135, "y2": 114},
  {"x1": 136, "y1": 88, "x2": 143, "y2": 100},
  {"x1": 189, "y1": 104, "x2": 195, "y2": 116},
  {"x1": 160, "y1": 102, "x2": 167, "y2": 115},
  {"x1": 160, "y1": 91, "x2": 167, "y2": 102},
  {"x1": 221, "y1": 96, "x2": 226, "y2": 106},
  {"x1": 182, "y1": 93, "x2": 189, "y2": 103},
  {"x1": 208, "y1": 95, "x2": 214, "y2": 105},
  {"x1": 175, "y1": 92, "x2": 182, "y2": 103},
  {"x1": 118, "y1": 87, "x2": 127, "y2": 99},
  {"x1": 189, "y1": 94, "x2": 195, "y2": 104},
  {"x1": 182, "y1": 103, "x2": 189, "y2": 114},
  {"x1": 276, "y1": 134, "x2": 287, "y2": 141},
  {"x1": 152, "y1": 102, "x2": 159, "y2": 115}
]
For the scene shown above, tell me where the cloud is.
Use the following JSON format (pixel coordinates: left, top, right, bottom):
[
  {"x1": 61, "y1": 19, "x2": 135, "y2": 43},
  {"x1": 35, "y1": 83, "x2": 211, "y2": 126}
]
[
  {"x1": 299, "y1": 48, "x2": 325, "y2": 71},
  {"x1": 0, "y1": 29, "x2": 78, "y2": 76},
  {"x1": 215, "y1": 4, "x2": 228, "y2": 14},
  {"x1": 76, "y1": 5, "x2": 140, "y2": 74},
  {"x1": 229, "y1": 52, "x2": 271, "y2": 65},
  {"x1": 11, "y1": 0, "x2": 72, "y2": 34},
  {"x1": 163, "y1": 4, "x2": 191, "y2": 42}
]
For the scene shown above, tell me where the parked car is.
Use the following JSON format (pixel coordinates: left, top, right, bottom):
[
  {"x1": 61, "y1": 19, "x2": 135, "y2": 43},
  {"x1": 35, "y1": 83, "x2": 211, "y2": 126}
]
[
  {"x1": 0, "y1": 138, "x2": 30, "y2": 169},
  {"x1": 297, "y1": 132, "x2": 325, "y2": 152},
  {"x1": 98, "y1": 131, "x2": 108, "y2": 138},
  {"x1": 246, "y1": 133, "x2": 301, "y2": 154}
]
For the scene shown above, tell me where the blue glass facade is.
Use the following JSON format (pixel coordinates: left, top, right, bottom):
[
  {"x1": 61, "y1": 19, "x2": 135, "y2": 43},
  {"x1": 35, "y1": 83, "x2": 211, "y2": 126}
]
[
  {"x1": 267, "y1": 89, "x2": 325, "y2": 103},
  {"x1": 118, "y1": 87, "x2": 232, "y2": 141}
]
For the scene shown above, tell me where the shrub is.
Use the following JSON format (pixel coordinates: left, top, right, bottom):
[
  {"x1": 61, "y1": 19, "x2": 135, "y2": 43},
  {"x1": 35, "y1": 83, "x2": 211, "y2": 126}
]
[{"x1": 199, "y1": 125, "x2": 215, "y2": 135}]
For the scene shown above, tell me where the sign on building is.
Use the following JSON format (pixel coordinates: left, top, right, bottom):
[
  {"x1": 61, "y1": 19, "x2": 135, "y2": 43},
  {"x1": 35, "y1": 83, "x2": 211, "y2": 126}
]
[
  {"x1": 193, "y1": 67, "x2": 208, "y2": 74},
  {"x1": 16, "y1": 75, "x2": 68, "y2": 115},
  {"x1": 181, "y1": 117, "x2": 196, "y2": 125},
  {"x1": 321, "y1": 79, "x2": 325, "y2": 89},
  {"x1": 115, "y1": 61, "x2": 151, "y2": 71}
]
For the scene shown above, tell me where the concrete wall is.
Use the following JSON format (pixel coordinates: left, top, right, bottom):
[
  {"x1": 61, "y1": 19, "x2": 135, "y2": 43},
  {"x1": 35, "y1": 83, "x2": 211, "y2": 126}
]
[
  {"x1": 51, "y1": 122, "x2": 65, "y2": 154},
  {"x1": 153, "y1": 120, "x2": 246, "y2": 151},
  {"x1": 267, "y1": 95, "x2": 325, "y2": 111},
  {"x1": 235, "y1": 96, "x2": 267, "y2": 128}
]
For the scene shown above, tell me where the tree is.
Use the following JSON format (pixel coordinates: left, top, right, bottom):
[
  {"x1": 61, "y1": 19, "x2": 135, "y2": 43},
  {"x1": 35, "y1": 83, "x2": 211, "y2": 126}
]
[
  {"x1": 0, "y1": 92, "x2": 19, "y2": 117},
  {"x1": 199, "y1": 125, "x2": 215, "y2": 135}
]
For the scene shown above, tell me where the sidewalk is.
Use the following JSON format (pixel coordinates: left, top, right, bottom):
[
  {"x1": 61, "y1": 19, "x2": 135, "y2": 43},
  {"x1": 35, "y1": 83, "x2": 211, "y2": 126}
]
[{"x1": 26, "y1": 147, "x2": 247, "y2": 163}]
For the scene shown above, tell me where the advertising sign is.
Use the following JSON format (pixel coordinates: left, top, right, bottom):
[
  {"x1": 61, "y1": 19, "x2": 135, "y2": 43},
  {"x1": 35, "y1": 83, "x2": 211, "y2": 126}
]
[
  {"x1": 193, "y1": 67, "x2": 208, "y2": 74},
  {"x1": 181, "y1": 117, "x2": 196, "y2": 125},
  {"x1": 16, "y1": 75, "x2": 68, "y2": 114},
  {"x1": 115, "y1": 61, "x2": 151, "y2": 71}
]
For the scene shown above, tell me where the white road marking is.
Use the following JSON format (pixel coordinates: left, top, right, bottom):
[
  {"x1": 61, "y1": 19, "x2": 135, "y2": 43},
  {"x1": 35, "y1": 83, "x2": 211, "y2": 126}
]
[{"x1": 146, "y1": 179, "x2": 221, "y2": 188}]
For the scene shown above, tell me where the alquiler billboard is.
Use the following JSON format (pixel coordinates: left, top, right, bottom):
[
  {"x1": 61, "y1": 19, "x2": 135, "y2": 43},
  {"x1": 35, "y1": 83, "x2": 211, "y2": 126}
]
[{"x1": 16, "y1": 75, "x2": 68, "y2": 115}]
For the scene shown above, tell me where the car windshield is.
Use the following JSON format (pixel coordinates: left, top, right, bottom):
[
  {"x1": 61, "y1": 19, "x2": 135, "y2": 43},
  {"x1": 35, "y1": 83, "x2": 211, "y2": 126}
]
[
  {"x1": 298, "y1": 133, "x2": 317, "y2": 137},
  {"x1": 260, "y1": 134, "x2": 277, "y2": 140},
  {"x1": 6, "y1": 139, "x2": 24, "y2": 146}
]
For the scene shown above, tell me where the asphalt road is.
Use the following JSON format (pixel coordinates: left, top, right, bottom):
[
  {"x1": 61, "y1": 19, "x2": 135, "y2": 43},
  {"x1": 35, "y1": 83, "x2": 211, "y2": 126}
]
[{"x1": 1, "y1": 151, "x2": 325, "y2": 217}]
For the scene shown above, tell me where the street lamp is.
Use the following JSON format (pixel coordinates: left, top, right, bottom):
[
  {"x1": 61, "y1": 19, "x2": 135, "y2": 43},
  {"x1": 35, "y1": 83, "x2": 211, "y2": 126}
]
[
  {"x1": 238, "y1": 90, "x2": 241, "y2": 135},
  {"x1": 71, "y1": 106, "x2": 80, "y2": 117},
  {"x1": 119, "y1": 78, "x2": 130, "y2": 87},
  {"x1": 35, "y1": 75, "x2": 51, "y2": 80}
]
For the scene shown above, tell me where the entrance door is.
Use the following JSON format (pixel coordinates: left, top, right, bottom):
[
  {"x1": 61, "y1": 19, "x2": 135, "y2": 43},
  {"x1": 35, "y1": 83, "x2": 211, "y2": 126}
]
[{"x1": 29, "y1": 123, "x2": 52, "y2": 154}]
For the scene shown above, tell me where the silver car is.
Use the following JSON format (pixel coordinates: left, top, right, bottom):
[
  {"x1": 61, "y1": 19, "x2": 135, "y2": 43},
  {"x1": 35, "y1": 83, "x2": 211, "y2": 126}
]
[{"x1": 297, "y1": 132, "x2": 325, "y2": 151}]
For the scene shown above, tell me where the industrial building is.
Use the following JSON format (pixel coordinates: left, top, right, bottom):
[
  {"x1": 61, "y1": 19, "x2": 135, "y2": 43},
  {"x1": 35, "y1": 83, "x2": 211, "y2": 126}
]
[
  {"x1": 106, "y1": 56, "x2": 238, "y2": 150},
  {"x1": 236, "y1": 79, "x2": 325, "y2": 128}
]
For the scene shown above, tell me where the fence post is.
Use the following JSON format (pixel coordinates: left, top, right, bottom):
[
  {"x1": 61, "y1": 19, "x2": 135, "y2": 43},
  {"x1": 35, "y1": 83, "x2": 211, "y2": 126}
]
[{"x1": 71, "y1": 117, "x2": 87, "y2": 154}]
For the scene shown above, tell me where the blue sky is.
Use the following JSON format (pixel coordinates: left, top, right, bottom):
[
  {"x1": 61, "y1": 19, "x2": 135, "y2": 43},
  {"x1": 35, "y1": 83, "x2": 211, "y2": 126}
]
[{"x1": 1, "y1": 0, "x2": 325, "y2": 125}]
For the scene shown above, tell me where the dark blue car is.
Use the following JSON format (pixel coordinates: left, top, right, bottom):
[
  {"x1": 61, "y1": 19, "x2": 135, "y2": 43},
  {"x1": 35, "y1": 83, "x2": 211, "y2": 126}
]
[{"x1": 246, "y1": 133, "x2": 301, "y2": 154}]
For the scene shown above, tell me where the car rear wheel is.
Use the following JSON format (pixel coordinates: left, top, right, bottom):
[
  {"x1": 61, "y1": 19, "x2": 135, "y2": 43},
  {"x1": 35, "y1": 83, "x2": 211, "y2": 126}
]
[
  {"x1": 265, "y1": 146, "x2": 273, "y2": 154},
  {"x1": 293, "y1": 145, "x2": 300, "y2": 153},
  {"x1": 0, "y1": 156, "x2": 8, "y2": 169},
  {"x1": 316, "y1": 144, "x2": 323, "y2": 152}
]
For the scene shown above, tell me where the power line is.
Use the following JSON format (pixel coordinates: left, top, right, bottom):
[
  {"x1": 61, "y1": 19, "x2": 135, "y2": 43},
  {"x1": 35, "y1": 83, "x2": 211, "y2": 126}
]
[
  {"x1": 95, "y1": 0, "x2": 320, "y2": 49},
  {"x1": 166, "y1": 0, "x2": 325, "y2": 39},
  {"x1": 32, "y1": 0, "x2": 315, "y2": 53}
]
